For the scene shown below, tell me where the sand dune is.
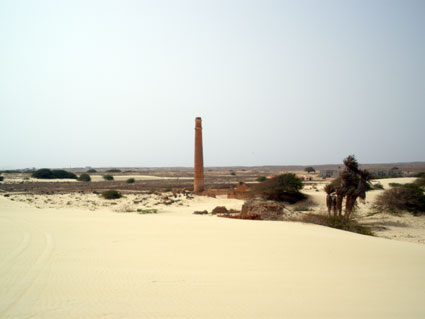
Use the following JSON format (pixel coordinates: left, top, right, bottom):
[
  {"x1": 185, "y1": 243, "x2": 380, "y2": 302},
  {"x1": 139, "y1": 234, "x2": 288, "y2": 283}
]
[{"x1": 1, "y1": 195, "x2": 425, "y2": 318}]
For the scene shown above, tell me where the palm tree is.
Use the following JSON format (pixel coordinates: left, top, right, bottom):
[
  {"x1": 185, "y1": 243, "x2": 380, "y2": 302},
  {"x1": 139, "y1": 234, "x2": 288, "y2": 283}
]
[{"x1": 324, "y1": 155, "x2": 371, "y2": 220}]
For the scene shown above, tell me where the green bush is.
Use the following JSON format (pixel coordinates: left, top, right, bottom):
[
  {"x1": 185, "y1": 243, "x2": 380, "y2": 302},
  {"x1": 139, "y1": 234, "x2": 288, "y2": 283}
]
[
  {"x1": 414, "y1": 171, "x2": 425, "y2": 178},
  {"x1": 254, "y1": 173, "x2": 305, "y2": 203},
  {"x1": 78, "y1": 173, "x2": 91, "y2": 182},
  {"x1": 101, "y1": 190, "x2": 122, "y2": 199},
  {"x1": 256, "y1": 176, "x2": 267, "y2": 182},
  {"x1": 375, "y1": 183, "x2": 425, "y2": 214},
  {"x1": 103, "y1": 175, "x2": 114, "y2": 181},
  {"x1": 415, "y1": 177, "x2": 425, "y2": 187},
  {"x1": 126, "y1": 178, "x2": 135, "y2": 184},
  {"x1": 32, "y1": 169, "x2": 77, "y2": 179},
  {"x1": 87, "y1": 169, "x2": 97, "y2": 173},
  {"x1": 31, "y1": 168, "x2": 55, "y2": 179},
  {"x1": 106, "y1": 169, "x2": 121, "y2": 173},
  {"x1": 373, "y1": 183, "x2": 384, "y2": 190},
  {"x1": 0, "y1": 176, "x2": 3, "y2": 182},
  {"x1": 230, "y1": 171, "x2": 236, "y2": 176},
  {"x1": 304, "y1": 166, "x2": 316, "y2": 173},
  {"x1": 389, "y1": 182, "x2": 402, "y2": 187}
]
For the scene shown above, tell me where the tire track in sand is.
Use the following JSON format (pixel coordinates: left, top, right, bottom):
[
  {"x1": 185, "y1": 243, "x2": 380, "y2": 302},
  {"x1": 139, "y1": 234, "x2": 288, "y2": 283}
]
[
  {"x1": 0, "y1": 217, "x2": 54, "y2": 317},
  {"x1": 0, "y1": 217, "x2": 31, "y2": 272}
]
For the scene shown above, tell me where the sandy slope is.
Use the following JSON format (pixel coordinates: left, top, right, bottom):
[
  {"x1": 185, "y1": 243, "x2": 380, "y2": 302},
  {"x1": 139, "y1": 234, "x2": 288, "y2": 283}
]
[{"x1": 1, "y1": 196, "x2": 425, "y2": 318}]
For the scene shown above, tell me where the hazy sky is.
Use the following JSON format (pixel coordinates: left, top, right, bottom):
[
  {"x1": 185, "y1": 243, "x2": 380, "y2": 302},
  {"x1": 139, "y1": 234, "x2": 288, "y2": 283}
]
[{"x1": 1, "y1": 0, "x2": 424, "y2": 169}]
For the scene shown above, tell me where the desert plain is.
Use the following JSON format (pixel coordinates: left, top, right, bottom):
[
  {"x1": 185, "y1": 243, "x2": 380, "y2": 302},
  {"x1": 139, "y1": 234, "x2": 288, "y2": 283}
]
[{"x1": 1, "y1": 168, "x2": 425, "y2": 318}]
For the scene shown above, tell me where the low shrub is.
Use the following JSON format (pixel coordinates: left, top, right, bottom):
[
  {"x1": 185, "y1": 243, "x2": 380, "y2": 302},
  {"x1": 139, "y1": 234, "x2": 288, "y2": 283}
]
[
  {"x1": 106, "y1": 169, "x2": 121, "y2": 173},
  {"x1": 230, "y1": 172, "x2": 236, "y2": 176},
  {"x1": 137, "y1": 208, "x2": 158, "y2": 214},
  {"x1": 0, "y1": 176, "x2": 3, "y2": 182},
  {"x1": 103, "y1": 175, "x2": 114, "y2": 181},
  {"x1": 211, "y1": 206, "x2": 229, "y2": 215},
  {"x1": 256, "y1": 176, "x2": 267, "y2": 182},
  {"x1": 87, "y1": 169, "x2": 97, "y2": 173},
  {"x1": 32, "y1": 169, "x2": 77, "y2": 179},
  {"x1": 78, "y1": 173, "x2": 91, "y2": 182},
  {"x1": 414, "y1": 171, "x2": 425, "y2": 178},
  {"x1": 126, "y1": 178, "x2": 135, "y2": 184},
  {"x1": 373, "y1": 183, "x2": 384, "y2": 190},
  {"x1": 101, "y1": 190, "x2": 122, "y2": 199},
  {"x1": 193, "y1": 210, "x2": 209, "y2": 215},
  {"x1": 389, "y1": 182, "x2": 402, "y2": 187},
  {"x1": 374, "y1": 183, "x2": 425, "y2": 214},
  {"x1": 301, "y1": 213, "x2": 374, "y2": 236}
]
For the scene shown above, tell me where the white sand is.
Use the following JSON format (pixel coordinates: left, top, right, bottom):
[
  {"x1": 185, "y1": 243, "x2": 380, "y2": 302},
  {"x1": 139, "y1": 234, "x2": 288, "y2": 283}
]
[{"x1": 1, "y1": 195, "x2": 425, "y2": 318}]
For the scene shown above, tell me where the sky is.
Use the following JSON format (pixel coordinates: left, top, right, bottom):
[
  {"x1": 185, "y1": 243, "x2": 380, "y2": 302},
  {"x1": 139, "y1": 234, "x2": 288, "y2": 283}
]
[{"x1": 1, "y1": 0, "x2": 424, "y2": 169}]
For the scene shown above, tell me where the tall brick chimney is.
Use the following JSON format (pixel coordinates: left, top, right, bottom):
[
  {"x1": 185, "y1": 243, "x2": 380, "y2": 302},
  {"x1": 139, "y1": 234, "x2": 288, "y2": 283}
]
[{"x1": 194, "y1": 117, "x2": 204, "y2": 193}]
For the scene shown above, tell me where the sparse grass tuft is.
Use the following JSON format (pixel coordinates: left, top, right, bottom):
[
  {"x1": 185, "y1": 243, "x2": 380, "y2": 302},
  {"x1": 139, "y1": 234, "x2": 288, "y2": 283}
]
[
  {"x1": 292, "y1": 198, "x2": 317, "y2": 212},
  {"x1": 137, "y1": 208, "x2": 158, "y2": 214},
  {"x1": 301, "y1": 213, "x2": 374, "y2": 236}
]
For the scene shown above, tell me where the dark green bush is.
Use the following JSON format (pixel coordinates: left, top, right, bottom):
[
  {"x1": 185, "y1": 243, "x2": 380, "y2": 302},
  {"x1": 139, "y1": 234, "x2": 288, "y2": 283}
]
[
  {"x1": 32, "y1": 169, "x2": 77, "y2": 179},
  {"x1": 254, "y1": 173, "x2": 305, "y2": 203},
  {"x1": 103, "y1": 175, "x2": 114, "y2": 181},
  {"x1": 126, "y1": 178, "x2": 135, "y2": 184},
  {"x1": 52, "y1": 170, "x2": 78, "y2": 179},
  {"x1": 106, "y1": 169, "x2": 121, "y2": 173},
  {"x1": 304, "y1": 166, "x2": 316, "y2": 173},
  {"x1": 389, "y1": 182, "x2": 402, "y2": 187},
  {"x1": 415, "y1": 177, "x2": 425, "y2": 187},
  {"x1": 32, "y1": 168, "x2": 54, "y2": 179},
  {"x1": 256, "y1": 176, "x2": 267, "y2": 182},
  {"x1": 87, "y1": 169, "x2": 97, "y2": 173},
  {"x1": 78, "y1": 173, "x2": 91, "y2": 182},
  {"x1": 414, "y1": 171, "x2": 425, "y2": 178},
  {"x1": 101, "y1": 190, "x2": 122, "y2": 199},
  {"x1": 0, "y1": 176, "x2": 3, "y2": 182},
  {"x1": 230, "y1": 171, "x2": 236, "y2": 176},
  {"x1": 375, "y1": 183, "x2": 425, "y2": 214}
]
